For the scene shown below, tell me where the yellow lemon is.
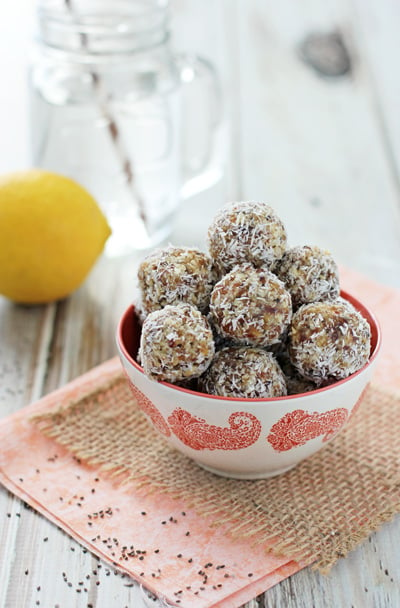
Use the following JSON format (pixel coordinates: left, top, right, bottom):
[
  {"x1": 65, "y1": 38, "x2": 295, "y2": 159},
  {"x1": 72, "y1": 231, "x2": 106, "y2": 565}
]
[{"x1": 0, "y1": 170, "x2": 111, "y2": 303}]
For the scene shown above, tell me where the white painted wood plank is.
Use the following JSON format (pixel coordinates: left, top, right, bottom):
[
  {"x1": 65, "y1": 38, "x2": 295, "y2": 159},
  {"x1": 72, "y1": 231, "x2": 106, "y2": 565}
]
[
  {"x1": 0, "y1": 302, "x2": 54, "y2": 416},
  {"x1": 0, "y1": 0, "x2": 33, "y2": 173},
  {"x1": 352, "y1": 0, "x2": 400, "y2": 187},
  {"x1": 236, "y1": 0, "x2": 400, "y2": 288},
  {"x1": 169, "y1": 0, "x2": 234, "y2": 249}
]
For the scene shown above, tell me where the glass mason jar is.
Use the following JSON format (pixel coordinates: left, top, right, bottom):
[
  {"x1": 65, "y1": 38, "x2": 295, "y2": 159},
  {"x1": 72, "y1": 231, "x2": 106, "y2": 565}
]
[{"x1": 29, "y1": 0, "x2": 224, "y2": 256}]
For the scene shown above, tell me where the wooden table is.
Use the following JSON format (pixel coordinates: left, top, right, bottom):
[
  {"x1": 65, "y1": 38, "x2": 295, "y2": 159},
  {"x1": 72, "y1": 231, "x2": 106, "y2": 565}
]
[{"x1": 1, "y1": 1, "x2": 400, "y2": 606}]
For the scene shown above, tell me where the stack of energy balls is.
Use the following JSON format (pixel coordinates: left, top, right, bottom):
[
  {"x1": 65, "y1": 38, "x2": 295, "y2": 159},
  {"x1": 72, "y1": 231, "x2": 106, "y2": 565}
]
[{"x1": 137, "y1": 201, "x2": 371, "y2": 398}]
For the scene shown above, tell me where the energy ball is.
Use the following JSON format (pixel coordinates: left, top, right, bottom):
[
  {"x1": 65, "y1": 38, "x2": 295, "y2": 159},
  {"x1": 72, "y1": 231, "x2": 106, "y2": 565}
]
[
  {"x1": 199, "y1": 346, "x2": 287, "y2": 398},
  {"x1": 274, "y1": 245, "x2": 340, "y2": 309},
  {"x1": 207, "y1": 201, "x2": 287, "y2": 274},
  {"x1": 277, "y1": 351, "x2": 317, "y2": 395},
  {"x1": 134, "y1": 298, "x2": 147, "y2": 325},
  {"x1": 139, "y1": 304, "x2": 215, "y2": 383},
  {"x1": 210, "y1": 264, "x2": 292, "y2": 347},
  {"x1": 285, "y1": 373, "x2": 318, "y2": 396},
  {"x1": 138, "y1": 245, "x2": 215, "y2": 317},
  {"x1": 289, "y1": 300, "x2": 371, "y2": 385}
]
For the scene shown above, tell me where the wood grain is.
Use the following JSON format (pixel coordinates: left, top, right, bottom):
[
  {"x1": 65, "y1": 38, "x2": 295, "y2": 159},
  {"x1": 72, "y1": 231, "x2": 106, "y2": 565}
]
[
  {"x1": 235, "y1": 0, "x2": 400, "y2": 286},
  {"x1": 1, "y1": 0, "x2": 400, "y2": 607}
]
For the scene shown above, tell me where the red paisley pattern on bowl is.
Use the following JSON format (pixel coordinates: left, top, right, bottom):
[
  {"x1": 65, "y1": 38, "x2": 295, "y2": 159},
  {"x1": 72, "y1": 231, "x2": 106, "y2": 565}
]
[
  {"x1": 267, "y1": 408, "x2": 348, "y2": 452},
  {"x1": 167, "y1": 408, "x2": 262, "y2": 451},
  {"x1": 124, "y1": 375, "x2": 171, "y2": 437}
]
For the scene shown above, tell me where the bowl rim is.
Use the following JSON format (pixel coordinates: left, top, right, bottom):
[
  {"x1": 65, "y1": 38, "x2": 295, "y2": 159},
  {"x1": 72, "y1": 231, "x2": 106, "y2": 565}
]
[{"x1": 117, "y1": 290, "x2": 382, "y2": 403}]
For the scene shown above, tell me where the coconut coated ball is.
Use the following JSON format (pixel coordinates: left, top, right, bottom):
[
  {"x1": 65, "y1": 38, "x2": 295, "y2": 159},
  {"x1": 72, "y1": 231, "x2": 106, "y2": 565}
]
[
  {"x1": 139, "y1": 304, "x2": 215, "y2": 383},
  {"x1": 289, "y1": 300, "x2": 371, "y2": 385},
  {"x1": 207, "y1": 201, "x2": 287, "y2": 274},
  {"x1": 199, "y1": 346, "x2": 287, "y2": 398},
  {"x1": 209, "y1": 264, "x2": 292, "y2": 347},
  {"x1": 275, "y1": 245, "x2": 340, "y2": 309},
  {"x1": 277, "y1": 351, "x2": 317, "y2": 395},
  {"x1": 138, "y1": 245, "x2": 215, "y2": 317}
]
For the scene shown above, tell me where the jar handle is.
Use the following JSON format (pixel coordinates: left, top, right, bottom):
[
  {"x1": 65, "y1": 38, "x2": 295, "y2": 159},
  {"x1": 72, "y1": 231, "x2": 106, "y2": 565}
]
[{"x1": 175, "y1": 53, "x2": 225, "y2": 199}]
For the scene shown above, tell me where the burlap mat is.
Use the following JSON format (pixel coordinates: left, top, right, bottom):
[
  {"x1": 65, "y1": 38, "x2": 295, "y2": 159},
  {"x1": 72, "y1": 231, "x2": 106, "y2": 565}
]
[{"x1": 31, "y1": 374, "x2": 400, "y2": 573}]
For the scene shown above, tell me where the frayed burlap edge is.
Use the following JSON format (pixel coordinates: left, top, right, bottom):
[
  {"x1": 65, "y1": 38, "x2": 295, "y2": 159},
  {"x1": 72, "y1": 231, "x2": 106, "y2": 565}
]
[{"x1": 31, "y1": 374, "x2": 400, "y2": 573}]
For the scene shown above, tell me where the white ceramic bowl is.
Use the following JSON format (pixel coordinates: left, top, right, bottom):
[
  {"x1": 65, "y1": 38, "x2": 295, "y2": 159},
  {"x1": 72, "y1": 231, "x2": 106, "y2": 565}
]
[{"x1": 117, "y1": 291, "x2": 381, "y2": 479}]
